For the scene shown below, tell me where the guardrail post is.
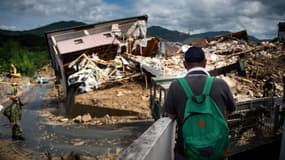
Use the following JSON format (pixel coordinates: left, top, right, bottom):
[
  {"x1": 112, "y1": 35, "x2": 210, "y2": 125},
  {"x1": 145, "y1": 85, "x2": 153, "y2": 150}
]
[
  {"x1": 273, "y1": 104, "x2": 280, "y2": 133},
  {"x1": 279, "y1": 118, "x2": 285, "y2": 160},
  {"x1": 283, "y1": 73, "x2": 285, "y2": 102}
]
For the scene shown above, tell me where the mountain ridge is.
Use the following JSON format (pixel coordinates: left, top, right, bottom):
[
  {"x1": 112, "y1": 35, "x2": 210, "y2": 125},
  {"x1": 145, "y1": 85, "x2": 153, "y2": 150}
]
[
  {"x1": 147, "y1": 26, "x2": 259, "y2": 42},
  {"x1": 0, "y1": 21, "x2": 260, "y2": 46},
  {"x1": 0, "y1": 21, "x2": 86, "y2": 37}
]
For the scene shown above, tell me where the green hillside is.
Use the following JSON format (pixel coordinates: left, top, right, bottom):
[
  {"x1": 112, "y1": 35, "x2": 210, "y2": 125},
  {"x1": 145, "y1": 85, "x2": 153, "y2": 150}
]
[
  {"x1": 0, "y1": 21, "x2": 86, "y2": 76},
  {"x1": 27, "y1": 21, "x2": 86, "y2": 36},
  {"x1": 147, "y1": 26, "x2": 190, "y2": 42},
  {"x1": 147, "y1": 26, "x2": 259, "y2": 42}
]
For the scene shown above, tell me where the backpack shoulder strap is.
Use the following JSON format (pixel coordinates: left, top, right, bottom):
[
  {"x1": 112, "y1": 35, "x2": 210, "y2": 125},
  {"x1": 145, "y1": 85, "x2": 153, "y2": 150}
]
[
  {"x1": 203, "y1": 76, "x2": 226, "y2": 119},
  {"x1": 178, "y1": 77, "x2": 217, "y2": 117},
  {"x1": 178, "y1": 76, "x2": 214, "y2": 97},
  {"x1": 177, "y1": 77, "x2": 194, "y2": 98},
  {"x1": 177, "y1": 77, "x2": 195, "y2": 118},
  {"x1": 202, "y1": 76, "x2": 214, "y2": 96}
]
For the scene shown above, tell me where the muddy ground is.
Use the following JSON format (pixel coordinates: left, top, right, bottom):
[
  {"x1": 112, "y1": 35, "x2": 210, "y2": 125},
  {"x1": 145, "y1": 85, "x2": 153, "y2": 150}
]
[
  {"x1": 0, "y1": 77, "x2": 152, "y2": 160},
  {"x1": 43, "y1": 78, "x2": 152, "y2": 125}
]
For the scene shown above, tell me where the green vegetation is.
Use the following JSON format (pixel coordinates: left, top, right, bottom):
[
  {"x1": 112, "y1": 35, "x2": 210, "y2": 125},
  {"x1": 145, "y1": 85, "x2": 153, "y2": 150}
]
[
  {"x1": 0, "y1": 39, "x2": 49, "y2": 76},
  {"x1": 0, "y1": 21, "x2": 85, "y2": 77}
]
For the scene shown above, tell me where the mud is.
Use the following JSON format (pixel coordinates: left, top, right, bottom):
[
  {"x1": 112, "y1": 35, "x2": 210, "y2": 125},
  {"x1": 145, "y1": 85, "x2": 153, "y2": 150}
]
[
  {"x1": 0, "y1": 81, "x2": 153, "y2": 160},
  {"x1": 43, "y1": 78, "x2": 152, "y2": 126}
]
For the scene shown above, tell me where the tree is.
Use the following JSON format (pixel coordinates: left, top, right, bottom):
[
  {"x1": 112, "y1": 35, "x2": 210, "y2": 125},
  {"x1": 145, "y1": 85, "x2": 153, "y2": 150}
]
[{"x1": 0, "y1": 39, "x2": 50, "y2": 76}]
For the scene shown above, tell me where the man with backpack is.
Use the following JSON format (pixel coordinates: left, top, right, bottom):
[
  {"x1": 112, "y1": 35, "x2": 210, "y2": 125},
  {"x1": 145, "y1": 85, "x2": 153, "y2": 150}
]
[{"x1": 164, "y1": 46, "x2": 236, "y2": 160}]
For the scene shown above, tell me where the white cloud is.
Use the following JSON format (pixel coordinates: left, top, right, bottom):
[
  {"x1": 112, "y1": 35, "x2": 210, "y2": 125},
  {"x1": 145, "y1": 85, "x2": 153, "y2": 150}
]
[
  {"x1": 2, "y1": 0, "x2": 115, "y2": 19},
  {"x1": 132, "y1": 0, "x2": 239, "y2": 34},
  {"x1": 0, "y1": 25, "x2": 17, "y2": 30},
  {"x1": 240, "y1": 1, "x2": 265, "y2": 16},
  {"x1": 0, "y1": 0, "x2": 284, "y2": 39},
  {"x1": 131, "y1": 0, "x2": 282, "y2": 39}
]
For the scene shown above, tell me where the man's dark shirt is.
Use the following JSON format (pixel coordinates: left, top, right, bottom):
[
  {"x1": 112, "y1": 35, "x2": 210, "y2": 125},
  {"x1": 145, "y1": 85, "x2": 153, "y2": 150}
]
[{"x1": 163, "y1": 70, "x2": 236, "y2": 154}]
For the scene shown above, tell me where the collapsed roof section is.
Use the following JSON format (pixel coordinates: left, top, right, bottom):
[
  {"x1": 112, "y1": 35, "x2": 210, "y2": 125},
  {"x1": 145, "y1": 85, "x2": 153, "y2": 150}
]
[{"x1": 47, "y1": 15, "x2": 148, "y2": 58}]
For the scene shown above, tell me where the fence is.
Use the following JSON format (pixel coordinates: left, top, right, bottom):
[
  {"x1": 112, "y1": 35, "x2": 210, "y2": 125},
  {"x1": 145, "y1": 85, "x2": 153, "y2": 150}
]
[{"x1": 118, "y1": 97, "x2": 284, "y2": 160}]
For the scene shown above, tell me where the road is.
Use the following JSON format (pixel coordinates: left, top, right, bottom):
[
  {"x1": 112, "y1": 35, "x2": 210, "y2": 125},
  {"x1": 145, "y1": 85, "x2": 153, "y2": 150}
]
[{"x1": 0, "y1": 84, "x2": 153, "y2": 158}]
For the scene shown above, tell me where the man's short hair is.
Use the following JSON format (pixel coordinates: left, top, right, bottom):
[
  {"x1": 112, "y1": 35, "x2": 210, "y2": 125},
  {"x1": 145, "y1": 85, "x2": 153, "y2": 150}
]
[{"x1": 184, "y1": 46, "x2": 205, "y2": 63}]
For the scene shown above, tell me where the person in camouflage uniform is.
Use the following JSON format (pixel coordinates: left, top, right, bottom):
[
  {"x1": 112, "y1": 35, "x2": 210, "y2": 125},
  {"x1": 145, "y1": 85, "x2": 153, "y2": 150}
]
[{"x1": 3, "y1": 95, "x2": 24, "y2": 140}]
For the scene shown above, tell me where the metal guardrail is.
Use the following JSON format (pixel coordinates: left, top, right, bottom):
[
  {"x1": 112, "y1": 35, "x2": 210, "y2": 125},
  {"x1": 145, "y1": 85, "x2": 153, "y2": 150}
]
[
  {"x1": 149, "y1": 77, "x2": 174, "y2": 120},
  {"x1": 228, "y1": 97, "x2": 283, "y2": 156},
  {"x1": 118, "y1": 96, "x2": 284, "y2": 159},
  {"x1": 117, "y1": 118, "x2": 176, "y2": 160},
  {"x1": 149, "y1": 76, "x2": 285, "y2": 156}
]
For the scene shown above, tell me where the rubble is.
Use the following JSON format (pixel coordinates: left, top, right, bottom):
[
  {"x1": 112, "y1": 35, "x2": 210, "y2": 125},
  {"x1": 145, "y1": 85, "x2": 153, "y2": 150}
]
[
  {"x1": 70, "y1": 139, "x2": 87, "y2": 146},
  {"x1": 73, "y1": 113, "x2": 92, "y2": 123},
  {"x1": 127, "y1": 30, "x2": 285, "y2": 102},
  {"x1": 67, "y1": 53, "x2": 142, "y2": 92}
]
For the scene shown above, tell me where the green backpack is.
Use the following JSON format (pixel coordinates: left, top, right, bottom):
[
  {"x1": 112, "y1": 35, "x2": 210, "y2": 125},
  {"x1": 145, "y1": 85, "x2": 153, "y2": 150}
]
[{"x1": 177, "y1": 77, "x2": 229, "y2": 160}]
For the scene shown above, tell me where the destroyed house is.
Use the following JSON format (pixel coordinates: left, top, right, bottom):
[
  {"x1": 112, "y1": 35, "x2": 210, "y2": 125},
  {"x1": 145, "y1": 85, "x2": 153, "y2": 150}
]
[
  {"x1": 279, "y1": 22, "x2": 285, "y2": 42},
  {"x1": 45, "y1": 15, "x2": 160, "y2": 95}
]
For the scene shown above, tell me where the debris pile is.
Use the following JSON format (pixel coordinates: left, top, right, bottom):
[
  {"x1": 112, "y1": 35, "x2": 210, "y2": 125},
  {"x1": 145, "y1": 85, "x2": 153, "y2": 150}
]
[
  {"x1": 48, "y1": 112, "x2": 142, "y2": 125},
  {"x1": 67, "y1": 52, "x2": 144, "y2": 92},
  {"x1": 205, "y1": 37, "x2": 285, "y2": 101},
  {"x1": 73, "y1": 113, "x2": 92, "y2": 123},
  {"x1": 127, "y1": 30, "x2": 285, "y2": 101}
]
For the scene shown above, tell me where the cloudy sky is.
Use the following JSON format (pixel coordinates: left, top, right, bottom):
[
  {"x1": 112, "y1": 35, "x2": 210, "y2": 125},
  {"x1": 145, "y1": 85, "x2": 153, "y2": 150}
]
[{"x1": 0, "y1": 0, "x2": 284, "y2": 39}]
